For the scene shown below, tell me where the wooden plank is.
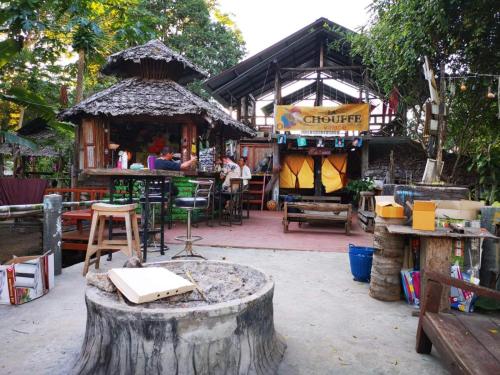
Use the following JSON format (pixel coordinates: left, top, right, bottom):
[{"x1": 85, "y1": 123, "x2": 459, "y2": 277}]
[
  {"x1": 454, "y1": 313, "x2": 500, "y2": 363},
  {"x1": 422, "y1": 312, "x2": 500, "y2": 374},
  {"x1": 299, "y1": 195, "x2": 341, "y2": 203},
  {"x1": 287, "y1": 213, "x2": 348, "y2": 222},
  {"x1": 83, "y1": 168, "x2": 183, "y2": 177},
  {"x1": 426, "y1": 271, "x2": 500, "y2": 301},
  {"x1": 387, "y1": 224, "x2": 497, "y2": 239},
  {"x1": 287, "y1": 202, "x2": 351, "y2": 212},
  {"x1": 358, "y1": 210, "x2": 375, "y2": 218}
]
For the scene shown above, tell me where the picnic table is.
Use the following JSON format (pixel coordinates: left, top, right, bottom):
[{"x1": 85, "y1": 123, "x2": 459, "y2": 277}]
[{"x1": 283, "y1": 201, "x2": 352, "y2": 234}]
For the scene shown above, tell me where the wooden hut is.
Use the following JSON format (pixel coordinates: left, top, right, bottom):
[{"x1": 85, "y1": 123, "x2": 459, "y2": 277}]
[
  {"x1": 60, "y1": 40, "x2": 255, "y2": 180},
  {"x1": 0, "y1": 118, "x2": 69, "y2": 180}
]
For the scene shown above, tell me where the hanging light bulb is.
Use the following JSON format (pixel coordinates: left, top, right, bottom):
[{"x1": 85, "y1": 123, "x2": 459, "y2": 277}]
[
  {"x1": 460, "y1": 82, "x2": 467, "y2": 91},
  {"x1": 487, "y1": 86, "x2": 495, "y2": 99}
]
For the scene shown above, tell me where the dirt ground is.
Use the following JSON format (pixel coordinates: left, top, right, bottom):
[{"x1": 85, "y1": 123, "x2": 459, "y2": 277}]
[{"x1": 0, "y1": 245, "x2": 447, "y2": 375}]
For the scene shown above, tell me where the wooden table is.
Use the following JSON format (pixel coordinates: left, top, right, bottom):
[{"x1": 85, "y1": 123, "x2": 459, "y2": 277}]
[
  {"x1": 386, "y1": 225, "x2": 497, "y2": 311},
  {"x1": 283, "y1": 201, "x2": 352, "y2": 234},
  {"x1": 82, "y1": 169, "x2": 183, "y2": 261}
]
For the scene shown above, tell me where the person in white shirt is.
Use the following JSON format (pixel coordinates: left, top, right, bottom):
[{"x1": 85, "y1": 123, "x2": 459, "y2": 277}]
[
  {"x1": 238, "y1": 157, "x2": 252, "y2": 189},
  {"x1": 220, "y1": 157, "x2": 241, "y2": 192}
]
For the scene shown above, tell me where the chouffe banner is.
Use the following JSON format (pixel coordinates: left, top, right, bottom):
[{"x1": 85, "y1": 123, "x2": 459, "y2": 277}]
[{"x1": 275, "y1": 104, "x2": 370, "y2": 132}]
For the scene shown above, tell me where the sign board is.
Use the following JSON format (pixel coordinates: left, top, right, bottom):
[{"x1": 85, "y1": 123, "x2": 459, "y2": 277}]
[
  {"x1": 308, "y1": 147, "x2": 332, "y2": 156},
  {"x1": 275, "y1": 104, "x2": 370, "y2": 133}
]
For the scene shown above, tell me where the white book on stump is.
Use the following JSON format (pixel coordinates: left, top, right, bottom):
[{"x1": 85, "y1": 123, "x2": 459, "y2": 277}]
[{"x1": 107, "y1": 267, "x2": 195, "y2": 304}]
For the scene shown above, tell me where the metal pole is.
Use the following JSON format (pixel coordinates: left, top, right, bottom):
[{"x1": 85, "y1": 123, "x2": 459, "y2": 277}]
[{"x1": 43, "y1": 194, "x2": 62, "y2": 275}]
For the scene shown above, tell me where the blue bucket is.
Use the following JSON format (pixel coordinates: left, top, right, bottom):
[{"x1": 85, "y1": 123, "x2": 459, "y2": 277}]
[{"x1": 348, "y1": 244, "x2": 375, "y2": 282}]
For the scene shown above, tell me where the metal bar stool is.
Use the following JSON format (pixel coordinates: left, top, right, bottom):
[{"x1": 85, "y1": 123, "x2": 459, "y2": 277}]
[
  {"x1": 83, "y1": 203, "x2": 141, "y2": 276},
  {"x1": 172, "y1": 180, "x2": 213, "y2": 259}
]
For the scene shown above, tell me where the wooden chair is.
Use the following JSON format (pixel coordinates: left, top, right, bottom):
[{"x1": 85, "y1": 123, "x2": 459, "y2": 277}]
[
  {"x1": 416, "y1": 271, "x2": 500, "y2": 374},
  {"x1": 83, "y1": 203, "x2": 141, "y2": 276}
]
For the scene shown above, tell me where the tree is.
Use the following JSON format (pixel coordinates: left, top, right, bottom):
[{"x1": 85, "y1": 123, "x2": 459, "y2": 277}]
[{"x1": 348, "y1": 0, "x2": 499, "y2": 201}]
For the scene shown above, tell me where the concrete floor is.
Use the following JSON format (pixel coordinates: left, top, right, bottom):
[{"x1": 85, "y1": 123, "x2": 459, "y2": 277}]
[{"x1": 0, "y1": 246, "x2": 447, "y2": 375}]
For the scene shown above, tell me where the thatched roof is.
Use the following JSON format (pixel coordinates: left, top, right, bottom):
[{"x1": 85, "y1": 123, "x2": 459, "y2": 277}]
[
  {"x1": 0, "y1": 119, "x2": 61, "y2": 157},
  {"x1": 60, "y1": 78, "x2": 256, "y2": 137},
  {"x1": 101, "y1": 40, "x2": 208, "y2": 84}
]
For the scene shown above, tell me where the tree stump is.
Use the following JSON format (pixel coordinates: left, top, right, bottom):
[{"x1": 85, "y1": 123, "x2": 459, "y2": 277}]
[{"x1": 73, "y1": 260, "x2": 286, "y2": 375}]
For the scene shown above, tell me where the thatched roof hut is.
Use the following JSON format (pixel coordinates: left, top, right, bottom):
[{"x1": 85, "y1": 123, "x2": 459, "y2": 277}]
[
  {"x1": 60, "y1": 78, "x2": 254, "y2": 137},
  {"x1": 0, "y1": 118, "x2": 63, "y2": 157},
  {"x1": 60, "y1": 39, "x2": 255, "y2": 172},
  {"x1": 101, "y1": 40, "x2": 207, "y2": 83}
]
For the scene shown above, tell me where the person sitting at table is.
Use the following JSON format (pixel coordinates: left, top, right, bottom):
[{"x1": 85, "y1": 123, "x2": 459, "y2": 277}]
[
  {"x1": 154, "y1": 146, "x2": 197, "y2": 171},
  {"x1": 238, "y1": 157, "x2": 252, "y2": 189},
  {"x1": 220, "y1": 156, "x2": 241, "y2": 192}
]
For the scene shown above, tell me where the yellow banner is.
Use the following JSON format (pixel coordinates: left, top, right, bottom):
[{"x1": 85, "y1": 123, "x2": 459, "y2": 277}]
[{"x1": 275, "y1": 104, "x2": 370, "y2": 132}]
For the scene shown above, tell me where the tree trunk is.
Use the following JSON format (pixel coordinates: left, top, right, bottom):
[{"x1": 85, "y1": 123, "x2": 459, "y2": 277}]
[
  {"x1": 73, "y1": 263, "x2": 286, "y2": 375},
  {"x1": 75, "y1": 49, "x2": 85, "y2": 104}
]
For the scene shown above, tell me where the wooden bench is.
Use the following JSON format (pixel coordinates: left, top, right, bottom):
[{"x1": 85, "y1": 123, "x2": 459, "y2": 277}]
[
  {"x1": 416, "y1": 271, "x2": 500, "y2": 374},
  {"x1": 283, "y1": 201, "x2": 352, "y2": 234},
  {"x1": 299, "y1": 195, "x2": 341, "y2": 203}
]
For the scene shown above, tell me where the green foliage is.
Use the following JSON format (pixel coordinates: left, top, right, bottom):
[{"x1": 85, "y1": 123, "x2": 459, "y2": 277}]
[
  {"x1": 0, "y1": 0, "x2": 245, "y2": 153},
  {"x1": 346, "y1": 178, "x2": 375, "y2": 202},
  {"x1": 348, "y1": 0, "x2": 499, "y2": 199}
]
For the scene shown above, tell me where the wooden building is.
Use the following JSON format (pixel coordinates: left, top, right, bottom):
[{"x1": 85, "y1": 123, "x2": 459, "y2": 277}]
[
  {"x1": 60, "y1": 39, "x2": 255, "y2": 182},
  {"x1": 205, "y1": 18, "x2": 406, "y2": 198}
]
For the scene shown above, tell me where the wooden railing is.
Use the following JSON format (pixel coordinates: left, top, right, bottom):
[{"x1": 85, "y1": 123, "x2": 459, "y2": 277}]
[{"x1": 44, "y1": 187, "x2": 108, "y2": 202}]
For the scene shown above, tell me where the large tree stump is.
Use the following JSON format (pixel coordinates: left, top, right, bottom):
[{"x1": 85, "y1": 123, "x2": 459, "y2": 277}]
[{"x1": 73, "y1": 261, "x2": 286, "y2": 375}]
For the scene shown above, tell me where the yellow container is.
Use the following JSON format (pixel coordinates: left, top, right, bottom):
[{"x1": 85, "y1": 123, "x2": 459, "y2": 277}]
[
  {"x1": 413, "y1": 200, "x2": 436, "y2": 231},
  {"x1": 375, "y1": 196, "x2": 405, "y2": 218}
]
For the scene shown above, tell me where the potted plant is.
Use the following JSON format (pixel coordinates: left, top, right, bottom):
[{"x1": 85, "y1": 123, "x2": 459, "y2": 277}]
[{"x1": 346, "y1": 177, "x2": 375, "y2": 206}]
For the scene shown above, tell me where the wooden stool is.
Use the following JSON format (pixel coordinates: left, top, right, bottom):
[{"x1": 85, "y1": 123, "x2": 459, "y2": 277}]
[
  {"x1": 83, "y1": 203, "x2": 141, "y2": 276},
  {"x1": 358, "y1": 191, "x2": 376, "y2": 233},
  {"x1": 358, "y1": 191, "x2": 375, "y2": 212}
]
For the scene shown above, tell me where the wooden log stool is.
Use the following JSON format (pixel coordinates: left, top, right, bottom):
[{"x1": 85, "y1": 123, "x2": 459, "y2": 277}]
[
  {"x1": 83, "y1": 203, "x2": 141, "y2": 276},
  {"x1": 358, "y1": 191, "x2": 376, "y2": 233}
]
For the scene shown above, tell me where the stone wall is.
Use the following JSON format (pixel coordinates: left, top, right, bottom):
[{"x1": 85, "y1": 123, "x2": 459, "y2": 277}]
[{"x1": 365, "y1": 142, "x2": 477, "y2": 186}]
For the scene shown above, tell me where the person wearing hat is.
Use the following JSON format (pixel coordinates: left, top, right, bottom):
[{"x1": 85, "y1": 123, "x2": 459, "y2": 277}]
[{"x1": 154, "y1": 146, "x2": 197, "y2": 171}]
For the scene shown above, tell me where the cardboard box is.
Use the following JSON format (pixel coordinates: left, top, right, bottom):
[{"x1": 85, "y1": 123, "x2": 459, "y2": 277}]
[
  {"x1": 434, "y1": 200, "x2": 484, "y2": 220},
  {"x1": 375, "y1": 196, "x2": 405, "y2": 218},
  {"x1": 0, "y1": 253, "x2": 54, "y2": 305},
  {"x1": 413, "y1": 200, "x2": 436, "y2": 231}
]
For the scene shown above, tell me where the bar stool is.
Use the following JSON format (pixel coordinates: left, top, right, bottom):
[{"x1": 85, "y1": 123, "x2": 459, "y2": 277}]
[
  {"x1": 172, "y1": 180, "x2": 212, "y2": 259},
  {"x1": 83, "y1": 203, "x2": 141, "y2": 276}
]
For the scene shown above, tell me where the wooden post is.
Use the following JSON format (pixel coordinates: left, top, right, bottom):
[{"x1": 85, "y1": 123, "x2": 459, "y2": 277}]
[
  {"x1": 43, "y1": 194, "x2": 62, "y2": 275},
  {"x1": 361, "y1": 141, "x2": 369, "y2": 178},
  {"x1": 420, "y1": 236, "x2": 452, "y2": 312},
  {"x1": 315, "y1": 42, "x2": 324, "y2": 107},
  {"x1": 274, "y1": 61, "x2": 282, "y2": 108},
  {"x1": 435, "y1": 61, "x2": 446, "y2": 180}
]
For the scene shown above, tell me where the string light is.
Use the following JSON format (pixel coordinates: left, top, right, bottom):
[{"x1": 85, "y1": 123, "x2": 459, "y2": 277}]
[{"x1": 460, "y1": 82, "x2": 467, "y2": 91}]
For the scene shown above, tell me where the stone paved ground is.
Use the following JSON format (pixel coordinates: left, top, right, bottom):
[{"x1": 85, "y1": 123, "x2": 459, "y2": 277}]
[{"x1": 0, "y1": 245, "x2": 447, "y2": 374}]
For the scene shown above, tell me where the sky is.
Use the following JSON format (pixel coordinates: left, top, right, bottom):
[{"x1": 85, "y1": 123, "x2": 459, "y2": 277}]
[
  {"x1": 217, "y1": 0, "x2": 378, "y2": 121},
  {"x1": 217, "y1": 0, "x2": 373, "y2": 58}
]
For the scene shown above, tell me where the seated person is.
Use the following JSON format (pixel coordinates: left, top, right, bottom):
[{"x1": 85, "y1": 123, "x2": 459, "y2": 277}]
[
  {"x1": 220, "y1": 156, "x2": 241, "y2": 192},
  {"x1": 238, "y1": 157, "x2": 252, "y2": 189},
  {"x1": 154, "y1": 146, "x2": 197, "y2": 171}
]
